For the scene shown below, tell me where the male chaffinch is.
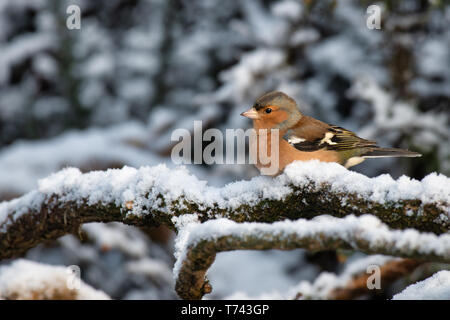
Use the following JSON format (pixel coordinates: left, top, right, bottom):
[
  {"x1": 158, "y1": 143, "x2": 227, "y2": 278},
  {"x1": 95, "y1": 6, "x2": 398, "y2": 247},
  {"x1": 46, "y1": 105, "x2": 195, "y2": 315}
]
[{"x1": 241, "y1": 91, "x2": 421, "y2": 175}]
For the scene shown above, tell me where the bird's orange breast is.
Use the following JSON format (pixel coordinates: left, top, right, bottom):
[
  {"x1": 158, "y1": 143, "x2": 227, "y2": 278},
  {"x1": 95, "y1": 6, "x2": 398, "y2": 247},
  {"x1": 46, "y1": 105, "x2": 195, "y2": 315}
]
[{"x1": 251, "y1": 130, "x2": 340, "y2": 176}]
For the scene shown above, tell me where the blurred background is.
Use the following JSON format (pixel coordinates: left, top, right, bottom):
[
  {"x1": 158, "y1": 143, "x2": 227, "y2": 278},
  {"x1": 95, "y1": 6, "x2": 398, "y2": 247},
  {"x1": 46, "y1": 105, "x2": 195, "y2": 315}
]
[{"x1": 0, "y1": 0, "x2": 449, "y2": 299}]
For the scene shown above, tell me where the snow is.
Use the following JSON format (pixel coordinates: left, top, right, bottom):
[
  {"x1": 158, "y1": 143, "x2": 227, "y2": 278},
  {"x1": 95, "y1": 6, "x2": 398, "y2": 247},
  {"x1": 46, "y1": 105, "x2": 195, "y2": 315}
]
[
  {"x1": 341, "y1": 254, "x2": 397, "y2": 277},
  {"x1": 0, "y1": 121, "x2": 160, "y2": 196},
  {"x1": 172, "y1": 217, "x2": 318, "y2": 300},
  {"x1": 393, "y1": 271, "x2": 450, "y2": 300},
  {"x1": 350, "y1": 77, "x2": 447, "y2": 135},
  {"x1": 1, "y1": 160, "x2": 448, "y2": 235},
  {"x1": 307, "y1": 36, "x2": 384, "y2": 82},
  {"x1": 118, "y1": 78, "x2": 152, "y2": 102},
  {"x1": 32, "y1": 97, "x2": 69, "y2": 120},
  {"x1": 0, "y1": 33, "x2": 55, "y2": 85},
  {"x1": 207, "y1": 249, "x2": 317, "y2": 299},
  {"x1": 272, "y1": 0, "x2": 303, "y2": 21},
  {"x1": 0, "y1": 259, "x2": 110, "y2": 300},
  {"x1": 290, "y1": 29, "x2": 320, "y2": 46},
  {"x1": 349, "y1": 76, "x2": 450, "y2": 174},
  {"x1": 126, "y1": 258, "x2": 174, "y2": 285},
  {"x1": 32, "y1": 53, "x2": 58, "y2": 77},
  {"x1": 241, "y1": 0, "x2": 288, "y2": 46},
  {"x1": 282, "y1": 161, "x2": 450, "y2": 207},
  {"x1": 416, "y1": 38, "x2": 450, "y2": 77},
  {"x1": 0, "y1": 0, "x2": 448, "y2": 301},
  {"x1": 80, "y1": 53, "x2": 115, "y2": 78},
  {"x1": 172, "y1": 214, "x2": 450, "y2": 283},
  {"x1": 33, "y1": 163, "x2": 290, "y2": 216},
  {"x1": 288, "y1": 254, "x2": 398, "y2": 299},
  {"x1": 150, "y1": 104, "x2": 222, "y2": 154},
  {"x1": 23, "y1": 222, "x2": 177, "y2": 299},
  {"x1": 0, "y1": 191, "x2": 44, "y2": 232},
  {"x1": 82, "y1": 222, "x2": 150, "y2": 258},
  {"x1": 217, "y1": 48, "x2": 287, "y2": 103}
]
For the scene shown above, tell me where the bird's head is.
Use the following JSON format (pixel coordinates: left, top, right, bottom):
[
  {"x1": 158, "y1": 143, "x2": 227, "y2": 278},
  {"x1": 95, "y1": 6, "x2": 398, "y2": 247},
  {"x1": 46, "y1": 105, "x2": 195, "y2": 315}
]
[{"x1": 240, "y1": 91, "x2": 302, "y2": 130}]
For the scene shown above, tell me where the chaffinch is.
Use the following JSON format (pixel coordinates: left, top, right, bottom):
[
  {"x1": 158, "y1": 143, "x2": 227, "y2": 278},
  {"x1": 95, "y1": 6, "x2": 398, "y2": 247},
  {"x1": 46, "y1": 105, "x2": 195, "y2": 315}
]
[{"x1": 241, "y1": 91, "x2": 421, "y2": 175}]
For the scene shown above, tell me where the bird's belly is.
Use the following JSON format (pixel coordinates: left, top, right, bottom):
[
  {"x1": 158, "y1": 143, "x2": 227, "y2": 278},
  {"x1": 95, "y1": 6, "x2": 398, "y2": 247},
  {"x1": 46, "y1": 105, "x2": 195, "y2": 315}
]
[{"x1": 251, "y1": 136, "x2": 340, "y2": 175}]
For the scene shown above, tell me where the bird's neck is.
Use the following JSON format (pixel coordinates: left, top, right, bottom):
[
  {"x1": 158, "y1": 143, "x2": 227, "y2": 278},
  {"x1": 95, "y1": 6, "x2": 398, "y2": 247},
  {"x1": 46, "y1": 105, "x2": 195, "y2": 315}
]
[
  {"x1": 253, "y1": 121, "x2": 288, "y2": 137},
  {"x1": 276, "y1": 111, "x2": 301, "y2": 130}
]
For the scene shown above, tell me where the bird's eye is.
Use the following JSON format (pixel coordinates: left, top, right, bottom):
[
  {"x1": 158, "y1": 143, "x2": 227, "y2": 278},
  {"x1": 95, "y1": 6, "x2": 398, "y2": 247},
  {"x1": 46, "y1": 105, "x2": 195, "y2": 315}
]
[{"x1": 265, "y1": 108, "x2": 272, "y2": 114}]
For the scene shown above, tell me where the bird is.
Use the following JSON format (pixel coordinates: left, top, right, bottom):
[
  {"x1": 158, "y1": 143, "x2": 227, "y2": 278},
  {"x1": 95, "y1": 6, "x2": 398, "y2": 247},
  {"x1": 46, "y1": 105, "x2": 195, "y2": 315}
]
[{"x1": 241, "y1": 91, "x2": 421, "y2": 176}]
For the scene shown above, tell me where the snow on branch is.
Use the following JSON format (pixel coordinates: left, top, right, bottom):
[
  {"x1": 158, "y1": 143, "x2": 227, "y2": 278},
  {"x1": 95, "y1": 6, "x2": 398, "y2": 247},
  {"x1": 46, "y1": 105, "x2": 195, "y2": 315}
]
[
  {"x1": 223, "y1": 256, "x2": 427, "y2": 300},
  {"x1": 326, "y1": 259, "x2": 424, "y2": 300},
  {"x1": 0, "y1": 259, "x2": 110, "y2": 300},
  {"x1": 173, "y1": 215, "x2": 450, "y2": 299},
  {"x1": 293, "y1": 257, "x2": 424, "y2": 300},
  {"x1": 0, "y1": 161, "x2": 449, "y2": 260},
  {"x1": 393, "y1": 270, "x2": 450, "y2": 300}
]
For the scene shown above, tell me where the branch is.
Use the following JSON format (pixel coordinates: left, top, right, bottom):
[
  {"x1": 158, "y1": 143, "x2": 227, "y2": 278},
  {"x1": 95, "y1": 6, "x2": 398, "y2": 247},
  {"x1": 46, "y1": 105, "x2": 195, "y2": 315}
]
[
  {"x1": 173, "y1": 216, "x2": 450, "y2": 300},
  {"x1": 0, "y1": 161, "x2": 449, "y2": 260},
  {"x1": 292, "y1": 257, "x2": 428, "y2": 300},
  {"x1": 327, "y1": 259, "x2": 424, "y2": 300}
]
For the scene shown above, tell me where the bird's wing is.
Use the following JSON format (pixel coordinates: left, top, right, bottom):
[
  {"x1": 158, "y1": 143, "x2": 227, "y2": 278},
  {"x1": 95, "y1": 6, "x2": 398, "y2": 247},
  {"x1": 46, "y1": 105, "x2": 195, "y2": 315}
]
[{"x1": 282, "y1": 116, "x2": 377, "y2": 152}]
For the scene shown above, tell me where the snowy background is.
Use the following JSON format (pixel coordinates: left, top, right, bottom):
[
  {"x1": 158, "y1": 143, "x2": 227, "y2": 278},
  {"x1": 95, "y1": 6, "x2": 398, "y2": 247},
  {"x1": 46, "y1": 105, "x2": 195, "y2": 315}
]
[{"x1": 0, "y1": 0, "x2": 449, "y2": 299}]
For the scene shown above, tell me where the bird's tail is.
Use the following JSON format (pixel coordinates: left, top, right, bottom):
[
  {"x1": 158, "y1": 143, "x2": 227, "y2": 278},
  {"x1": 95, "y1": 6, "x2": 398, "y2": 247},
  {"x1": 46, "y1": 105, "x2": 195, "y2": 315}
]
[{"x1": 363, "y1": 147, "x2": 422, "y2": 158}]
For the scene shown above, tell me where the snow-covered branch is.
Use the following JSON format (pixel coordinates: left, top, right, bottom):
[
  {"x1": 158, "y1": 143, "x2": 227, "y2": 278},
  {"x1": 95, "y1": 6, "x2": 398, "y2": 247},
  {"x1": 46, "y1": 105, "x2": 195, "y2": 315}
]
[
  {"x1": 0, "y1": 161, "x2": 449, "y2": 261},
  {"x1": 173, "y1": 215, "x2": 450, "y2": 299},
  {"x1": 293, "y1": 257, "x2": 424, "y2": 300},
  {"x1": 327, "y1": 259, "x2": 423, "y2": 300},
  {"x1": 393, "y1": 270, "x2": 450, "y2": 300}
]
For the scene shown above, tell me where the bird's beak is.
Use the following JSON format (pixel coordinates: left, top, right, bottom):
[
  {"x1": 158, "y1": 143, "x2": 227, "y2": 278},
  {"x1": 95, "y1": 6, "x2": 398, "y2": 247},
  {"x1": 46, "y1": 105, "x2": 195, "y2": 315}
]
[{"x1": 240, "y1": 108, "x2": 260, "y2": 120}]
